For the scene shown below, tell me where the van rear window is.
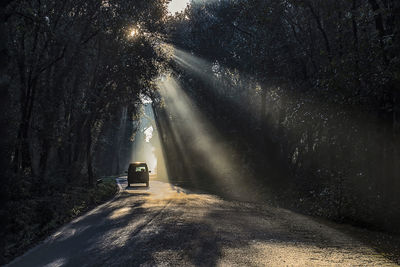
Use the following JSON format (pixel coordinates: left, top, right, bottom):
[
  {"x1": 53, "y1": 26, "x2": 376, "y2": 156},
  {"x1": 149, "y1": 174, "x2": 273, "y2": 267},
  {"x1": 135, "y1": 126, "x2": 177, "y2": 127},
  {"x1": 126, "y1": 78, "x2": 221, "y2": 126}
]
[{"x1": 135, "y1": 166, "x2": 146, "y2": 172}]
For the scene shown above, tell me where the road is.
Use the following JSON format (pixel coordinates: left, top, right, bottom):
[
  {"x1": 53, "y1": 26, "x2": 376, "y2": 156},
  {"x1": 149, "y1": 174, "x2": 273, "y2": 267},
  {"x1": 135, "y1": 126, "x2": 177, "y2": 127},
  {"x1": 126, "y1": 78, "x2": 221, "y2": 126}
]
[{"x1": 8, "y1": 177, "x2": 399, "y2": 266}]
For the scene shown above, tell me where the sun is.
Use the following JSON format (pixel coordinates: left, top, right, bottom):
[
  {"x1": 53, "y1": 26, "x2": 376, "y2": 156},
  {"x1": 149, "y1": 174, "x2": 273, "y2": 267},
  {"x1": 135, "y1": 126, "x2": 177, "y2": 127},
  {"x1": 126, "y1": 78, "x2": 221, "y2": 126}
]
[{"x1": 129, "y1": 28, "x2": 138, "y2": 37}]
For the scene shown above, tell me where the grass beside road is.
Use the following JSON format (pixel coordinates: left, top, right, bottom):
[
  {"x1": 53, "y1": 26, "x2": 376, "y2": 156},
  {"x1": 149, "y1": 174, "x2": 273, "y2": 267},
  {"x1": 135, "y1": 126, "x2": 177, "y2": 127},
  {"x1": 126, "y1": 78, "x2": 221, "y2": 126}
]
[{"x1": 1, "y1": 176, "x2": 118, "y2": 265}]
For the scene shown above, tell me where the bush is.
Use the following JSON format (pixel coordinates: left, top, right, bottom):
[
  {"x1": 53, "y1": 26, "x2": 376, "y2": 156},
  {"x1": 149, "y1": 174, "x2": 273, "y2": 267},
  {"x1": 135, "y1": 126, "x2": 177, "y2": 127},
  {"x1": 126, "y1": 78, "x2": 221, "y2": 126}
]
[{"x1": 0, "y1": 177, "x2": 117, "y2": 265}]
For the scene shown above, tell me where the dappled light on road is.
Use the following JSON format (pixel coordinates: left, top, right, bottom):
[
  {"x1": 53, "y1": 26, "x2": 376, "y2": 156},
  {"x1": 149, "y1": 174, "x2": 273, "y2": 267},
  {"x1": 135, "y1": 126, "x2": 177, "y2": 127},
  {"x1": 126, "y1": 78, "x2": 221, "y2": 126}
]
[
  {"x1": 8, "y1": 178, "x2": 397, "y2": 266},
  {"x1": 108, "y1": 207, "x2": 132, "y2": 220},
  {"x1": 3, "y1": 0, "x2": 400, "y2": 265},
  {"x1": 169, "y1": 45, "x2": 400, "y2": 227},
  {"x1": 42, "y1": 257, "x2": 67, "y2": 267},
  {"x1": 125, "y1": 179, "x2": 218, "y2": 204}
]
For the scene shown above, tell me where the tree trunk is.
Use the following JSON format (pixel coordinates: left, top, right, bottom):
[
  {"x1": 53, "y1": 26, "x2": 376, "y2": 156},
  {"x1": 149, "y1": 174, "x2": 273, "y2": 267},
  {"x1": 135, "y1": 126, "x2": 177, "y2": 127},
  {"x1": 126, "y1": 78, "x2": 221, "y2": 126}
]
[
  {"x1": 116, "y1": 152, "x2": 120, "y2": 175},
  {"x1": 305, "y1": 1, "x2": 332, "y2": 62},
  {"x1": 0, "y1": 4, "x2": 12, "y2": 173},
  {"x1": 352, "y1": 0, "x2": 359, "y2": 67},
  {"x1": 368, "y1": 0, "x2": 388, "y2": 64},
  {"x1": 14, "y1": 118, "x2": 33, "y2": 175},
  {"x1": 39, "y1": 138, "x2": 50, "y2": 178},
  {"x1": 87, "y1": 124, "x2": 94, "y2": 186},
  {"x1": 260, "y1": 86, "x2": 267, "y2": 127}
]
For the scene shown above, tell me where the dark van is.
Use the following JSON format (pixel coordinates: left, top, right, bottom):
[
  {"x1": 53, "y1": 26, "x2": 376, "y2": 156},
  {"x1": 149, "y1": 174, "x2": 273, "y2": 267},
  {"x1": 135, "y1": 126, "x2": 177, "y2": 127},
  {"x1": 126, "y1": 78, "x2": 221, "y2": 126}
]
[{"x1": 127, "y1": 162, "x2": 150, "y2": 187}]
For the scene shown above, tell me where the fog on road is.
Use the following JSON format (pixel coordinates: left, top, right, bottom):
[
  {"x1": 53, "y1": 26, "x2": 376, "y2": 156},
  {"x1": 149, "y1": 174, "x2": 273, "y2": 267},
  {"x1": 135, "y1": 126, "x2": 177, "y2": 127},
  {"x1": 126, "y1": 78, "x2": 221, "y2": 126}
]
[{"x1": 8, "y1": 178, "x2": 398, "y2": 266}]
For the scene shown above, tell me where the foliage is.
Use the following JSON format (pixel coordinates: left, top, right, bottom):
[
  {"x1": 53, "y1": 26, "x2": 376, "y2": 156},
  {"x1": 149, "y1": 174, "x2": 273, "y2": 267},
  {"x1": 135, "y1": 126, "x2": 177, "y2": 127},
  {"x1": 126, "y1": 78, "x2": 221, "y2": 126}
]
[
  {"x1": 0, "y1": 177, "x2": 117, "y2": 265},
  {"x1": 0, "y1": 0, "x2": 168, "y2": 262},
  {"x1": 164, "y1": 0, "x2": 400, "y2": 232}
]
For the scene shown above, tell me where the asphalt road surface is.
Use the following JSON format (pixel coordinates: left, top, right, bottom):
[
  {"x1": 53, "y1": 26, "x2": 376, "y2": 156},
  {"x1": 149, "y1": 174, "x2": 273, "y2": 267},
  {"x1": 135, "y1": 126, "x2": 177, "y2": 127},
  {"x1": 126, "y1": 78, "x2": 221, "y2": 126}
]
[{"x1": 8, "y1": 177, "x2": 399, "y2": 266}]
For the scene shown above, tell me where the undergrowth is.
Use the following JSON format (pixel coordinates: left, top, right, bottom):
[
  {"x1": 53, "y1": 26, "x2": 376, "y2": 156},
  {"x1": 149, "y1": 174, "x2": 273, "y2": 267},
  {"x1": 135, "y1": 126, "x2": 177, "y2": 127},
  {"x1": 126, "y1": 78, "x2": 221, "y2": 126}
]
[{"x1": 0, "y1": 177, "x2": 117, "y2": 265}]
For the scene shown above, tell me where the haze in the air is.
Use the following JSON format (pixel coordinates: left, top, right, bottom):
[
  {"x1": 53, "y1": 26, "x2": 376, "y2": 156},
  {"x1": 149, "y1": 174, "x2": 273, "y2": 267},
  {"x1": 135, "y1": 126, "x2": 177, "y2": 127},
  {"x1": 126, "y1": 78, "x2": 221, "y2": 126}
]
[{"x1": 168, "y1": 0, "x2": 190, "y2": 13}]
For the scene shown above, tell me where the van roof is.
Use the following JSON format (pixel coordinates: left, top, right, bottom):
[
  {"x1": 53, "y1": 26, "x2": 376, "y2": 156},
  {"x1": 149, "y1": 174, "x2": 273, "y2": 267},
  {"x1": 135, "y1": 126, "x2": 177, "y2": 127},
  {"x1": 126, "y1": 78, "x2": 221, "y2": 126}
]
[{"x1": 129, "y1": 162, "x2": 147, "y2": 166}]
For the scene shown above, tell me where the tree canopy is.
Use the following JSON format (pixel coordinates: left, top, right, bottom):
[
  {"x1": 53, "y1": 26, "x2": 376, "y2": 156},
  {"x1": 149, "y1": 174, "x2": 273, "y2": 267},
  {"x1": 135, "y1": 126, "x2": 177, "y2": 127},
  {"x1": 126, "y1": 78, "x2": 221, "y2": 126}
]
[{"x1": 161, "y1": 0, "x2": 400, "y2": 232}]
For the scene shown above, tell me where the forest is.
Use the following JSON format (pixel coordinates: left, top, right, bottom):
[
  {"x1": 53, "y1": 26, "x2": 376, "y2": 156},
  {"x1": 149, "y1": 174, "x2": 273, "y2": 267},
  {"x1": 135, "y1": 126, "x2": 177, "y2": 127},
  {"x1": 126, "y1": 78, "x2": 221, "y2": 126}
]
[
  {"x1": 161, "y1": 0, "x2": 400, "y2": 232},
  {"x1": 0, "y1": 0, "x2": 169, "y2": 262},
  {"x1": 158, "y1": 0, "x2": 400, "y2": 234},
  {"x1": 1, "y1": 0, "x2": 399, "y2": 264}
]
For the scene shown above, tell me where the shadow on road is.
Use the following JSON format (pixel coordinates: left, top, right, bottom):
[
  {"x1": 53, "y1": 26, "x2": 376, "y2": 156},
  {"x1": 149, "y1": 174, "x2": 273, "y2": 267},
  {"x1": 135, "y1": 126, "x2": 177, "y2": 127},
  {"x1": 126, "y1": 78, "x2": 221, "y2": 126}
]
[
  {"x1": 9, "y1": 181, "x2": 223, "y2": 266},
  {"x1": 312, "y1": 217, "x2": 400, "y2": 264},
  {"x1": 8, "y1": 180, "x2": 399, "y2": 266},
  {"x1": 125, "y1": 185, "x2": 149, "y2": 190}
]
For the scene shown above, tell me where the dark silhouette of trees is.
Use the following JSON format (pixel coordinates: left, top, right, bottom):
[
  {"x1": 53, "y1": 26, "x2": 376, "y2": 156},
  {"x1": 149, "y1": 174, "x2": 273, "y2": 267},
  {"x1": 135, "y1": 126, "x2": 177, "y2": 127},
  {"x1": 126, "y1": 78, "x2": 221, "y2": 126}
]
[
  {"x1": 164, "y1": 0, "x2": 400, "y2": 232},
  {"x1": 1, "y1": 0, "x2": 168, "y2": 187},
  {"x1": 1, "y1": 0, "x2": 400, "y2": 262},
  {"x1": 0, "y1": 1, "x2": 168, "y2": 262}
]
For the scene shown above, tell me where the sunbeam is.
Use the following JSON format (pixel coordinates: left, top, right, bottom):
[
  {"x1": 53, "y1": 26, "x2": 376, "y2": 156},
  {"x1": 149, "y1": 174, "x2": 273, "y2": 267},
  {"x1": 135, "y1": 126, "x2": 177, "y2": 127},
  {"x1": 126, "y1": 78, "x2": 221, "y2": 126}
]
[
  {"x1": 4, "y1": 0, "x2": 400, "y2": 264},
  {"x1": 130, "y1": 103, "x2": 168, "y2": 181},
  {"x1": 156, "y1": 75, "x2": 261, "y2": 200},
  {"x1": 168, "y1": 0, "x2": 190, "y2": 14},
  {"x1": 168, "y1": 44, "x2": 400, "y2": 230},
  {"x1": 173, "y1": 48, "x2": 214, "y2": 80},
  {"x1": 172, "y1": 46, "x2": 261, "y2": 117}
]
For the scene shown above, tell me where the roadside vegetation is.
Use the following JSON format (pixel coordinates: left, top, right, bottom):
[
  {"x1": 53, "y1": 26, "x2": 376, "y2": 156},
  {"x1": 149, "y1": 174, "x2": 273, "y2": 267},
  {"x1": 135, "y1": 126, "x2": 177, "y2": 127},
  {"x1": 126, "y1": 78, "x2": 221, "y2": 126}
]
[
  {"x1": 1, "y1": 0, "x2": 399, "y2": 264},
  {"x1": 1, "y1": 177, "x2": 117, "y2": 264},
  {"x1": 0, "y1": 0, "x2": 168, "y2": 264},
  {"x1": 160, "y1": 0, "x2": 400, "y2": 233}
]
